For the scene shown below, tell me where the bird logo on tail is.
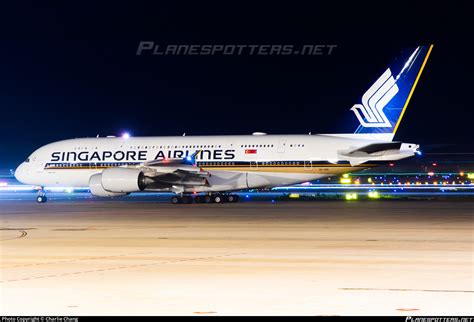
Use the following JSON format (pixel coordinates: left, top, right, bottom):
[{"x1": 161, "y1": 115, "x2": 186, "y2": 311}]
[{"x1": 351, "y1": 68, "x2": 399, "y2": 128}]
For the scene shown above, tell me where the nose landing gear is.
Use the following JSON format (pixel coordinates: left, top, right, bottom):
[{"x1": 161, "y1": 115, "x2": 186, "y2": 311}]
[{"x1": 36, "y1": 188, "x2": 48, "y2": 203}]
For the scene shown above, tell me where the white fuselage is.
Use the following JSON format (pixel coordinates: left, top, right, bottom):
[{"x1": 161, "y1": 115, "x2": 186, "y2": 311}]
[{"x1": 15, "y1": 134, "x2": 417, "y2": 193}]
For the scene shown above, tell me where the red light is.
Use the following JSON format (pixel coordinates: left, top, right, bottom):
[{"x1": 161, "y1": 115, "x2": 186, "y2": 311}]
[
  {"x1": 389, "y1": 163, "x2": 395, "y2": 167},
  {"x1": 432, "y1": 163, "x2": 437, "y2": 166},
  {"x1": 428, "y1": 172, "x2": 434, "y2": 176}
]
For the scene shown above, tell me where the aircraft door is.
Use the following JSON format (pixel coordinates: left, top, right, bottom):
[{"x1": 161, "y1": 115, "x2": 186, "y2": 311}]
[{"x1": 277, "y1": 141, "x2": 286, "y2": 153}]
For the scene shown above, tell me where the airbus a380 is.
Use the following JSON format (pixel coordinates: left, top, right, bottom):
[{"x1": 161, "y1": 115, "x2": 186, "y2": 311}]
[{"x1": 15, "y1": 45, "x2": 433, "y2": 203}]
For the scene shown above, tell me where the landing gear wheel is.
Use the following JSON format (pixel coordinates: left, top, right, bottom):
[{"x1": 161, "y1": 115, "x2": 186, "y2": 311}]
[
  {"x1": 213, "y1": 195, "x2": 223, "y2": 203},
  {"x1": 36, "y1": 195, "x2": 47, "y2": 203},
  {"x1": 193, "y1": 196, "x2": 203, "y2": 203},
  {"x1": 181, "y1": 196, "x2": 193, "y2": 204},
  {"x1": 171, "y1": 196, "x2": 181, "y2": 204},
  {"x1": 227, "y1": 194, "x2": 239, "y2": 203},
  {"x1": 204, "y1": 195, "x2": 212, "y2": 203}
]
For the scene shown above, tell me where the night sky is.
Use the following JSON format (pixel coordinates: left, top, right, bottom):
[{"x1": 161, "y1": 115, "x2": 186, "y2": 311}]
[{"x1": 0, "y1": 2, "x2": 471, "y2": 168}]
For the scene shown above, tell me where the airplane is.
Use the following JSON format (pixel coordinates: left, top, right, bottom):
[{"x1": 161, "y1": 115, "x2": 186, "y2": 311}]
[{"x1": 15, "y1": 45, "x2": 433, "y2": 203}]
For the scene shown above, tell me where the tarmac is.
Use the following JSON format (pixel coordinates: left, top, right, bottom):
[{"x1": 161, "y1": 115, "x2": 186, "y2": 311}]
[{"x1": 1, "y1": 194, "x2": 473, "y2": 315}]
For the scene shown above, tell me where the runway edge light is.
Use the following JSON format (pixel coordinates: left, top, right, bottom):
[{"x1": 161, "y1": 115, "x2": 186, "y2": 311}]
[
  {"x1": 341, "y1": 173, "x2": 352, "y2": 184},
  {"x1": 345, "y1": 192, "x2": 358, "y2": 200},
  {"x1": 368, "y1": 191, "x2": 380, "y2": 199}
]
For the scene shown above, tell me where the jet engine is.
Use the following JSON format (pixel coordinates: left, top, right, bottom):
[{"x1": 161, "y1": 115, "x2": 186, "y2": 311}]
[
  {"x1": 100, "y1": 168, "x2": 148, "y2": 193},
  {"x1": 89, "y1": 173, "x2": 127, "y2": 197},
  {"x1": 89, "y1": 168, "x2": 149, "y2": 197}
]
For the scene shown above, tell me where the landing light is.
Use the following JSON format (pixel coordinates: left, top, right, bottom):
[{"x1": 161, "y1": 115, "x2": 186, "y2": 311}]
[{"x1": 122, "y1": 132, "x2": 131, "y2": 139}]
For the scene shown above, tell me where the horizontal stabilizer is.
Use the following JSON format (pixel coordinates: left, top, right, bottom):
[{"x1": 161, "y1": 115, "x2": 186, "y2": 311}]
[
  {"x1": 351, "y1": 142, "x2": 402, "y2": 154},
  {"x1": 338, "y1": 142, "x2": 412, "y2": 166}
]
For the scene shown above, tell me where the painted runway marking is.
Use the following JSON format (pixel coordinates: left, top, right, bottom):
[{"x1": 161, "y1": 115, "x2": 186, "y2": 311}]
[{"x1": 0, "y1": 229, "x2": 28, "y2": 241}]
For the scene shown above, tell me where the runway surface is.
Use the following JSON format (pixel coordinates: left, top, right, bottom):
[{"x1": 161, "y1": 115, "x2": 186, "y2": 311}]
[{"x1": 1, "y1": 196, "x2": 473, "y2": 315}]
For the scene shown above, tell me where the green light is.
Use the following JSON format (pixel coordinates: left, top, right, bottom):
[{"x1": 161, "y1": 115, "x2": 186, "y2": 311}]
[
  {"x1": 368, "y1": 191, "x2": 380, "y2": 199},
  {"x1": 345, "y1": 193, "x2": 358, "y2": 200},
  {"x1": 341, "y1": 173, "x2": 352, "y2": 184}
]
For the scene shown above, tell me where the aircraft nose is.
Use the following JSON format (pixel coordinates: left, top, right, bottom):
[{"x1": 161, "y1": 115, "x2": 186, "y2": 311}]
[{"x1": 14, "y1": 163, "x2": 29, "y2": 184}]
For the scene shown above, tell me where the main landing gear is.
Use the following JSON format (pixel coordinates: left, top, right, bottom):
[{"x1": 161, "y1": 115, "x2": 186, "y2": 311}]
[
  {"x1": 36, "y1": 188, "x2": 48, "y2": 203},
  {"x1": 170, "y1": 193, "x2": 240, "y2": 204}
]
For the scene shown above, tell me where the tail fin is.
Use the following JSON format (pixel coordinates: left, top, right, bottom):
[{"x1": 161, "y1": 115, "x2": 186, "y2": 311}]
[{"x1": 337, "y1": 45, "x2": 433, "y2": 141}]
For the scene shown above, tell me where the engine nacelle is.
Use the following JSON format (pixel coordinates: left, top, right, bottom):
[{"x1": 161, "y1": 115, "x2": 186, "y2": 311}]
[
  {"x1": 89, "y1": 173, "x2": 127, "y2": 197},
  {"x1": 101, "y1": 167, "x2": 147, "y2": 193}
]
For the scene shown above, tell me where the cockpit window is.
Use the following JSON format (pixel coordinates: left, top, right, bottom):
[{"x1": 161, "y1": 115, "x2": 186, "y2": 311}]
[{"x1": 25, "y1": 158, "x2": 30, "y2": 163}]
